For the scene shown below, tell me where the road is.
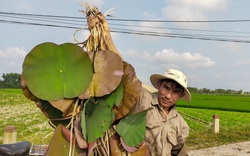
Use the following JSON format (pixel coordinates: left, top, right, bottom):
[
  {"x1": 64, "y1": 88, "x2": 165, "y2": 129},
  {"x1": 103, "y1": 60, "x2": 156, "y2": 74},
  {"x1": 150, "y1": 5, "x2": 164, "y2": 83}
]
[{"x1": 188, "y1": 141, "x2": 250, "y2": 156}]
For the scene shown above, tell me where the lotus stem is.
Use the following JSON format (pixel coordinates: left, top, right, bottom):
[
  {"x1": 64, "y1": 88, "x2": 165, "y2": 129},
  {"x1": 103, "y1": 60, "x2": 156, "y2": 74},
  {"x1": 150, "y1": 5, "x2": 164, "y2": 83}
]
[{"x1": 68, "y1": 99, "x2": 79, "y2": 156}]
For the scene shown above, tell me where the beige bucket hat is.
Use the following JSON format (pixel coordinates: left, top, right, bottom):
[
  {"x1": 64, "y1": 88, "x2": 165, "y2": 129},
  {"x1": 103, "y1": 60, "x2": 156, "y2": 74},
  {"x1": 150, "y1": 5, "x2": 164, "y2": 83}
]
[{"x1": 150, "y1": 69, "x2": 191, "y2": 102}]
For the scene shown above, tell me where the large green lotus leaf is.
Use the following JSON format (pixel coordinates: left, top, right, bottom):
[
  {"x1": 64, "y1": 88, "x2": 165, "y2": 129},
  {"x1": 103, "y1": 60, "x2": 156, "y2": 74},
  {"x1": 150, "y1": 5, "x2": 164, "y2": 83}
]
[
  {"x1": 115, "y1": 61, "x2": 142, "y2": 120},
  {"x1": 114, "y1": 83, "x2": 124, "y2": 106},
  {"x1": 82, "y1": 97, "x2": 114, "y2": 143},
  {"x1": 102, "y1": 83, "x2": 123, "y2": 108},
  {"x1": 117, "y1": 111, "x2": 147, "y2": 147},
  {"x1": 84, "y1": 50, "x2": 123, "y2": 97},
  {"x1": 22, "y1": 42, "x2": 93, "y2": 101}
]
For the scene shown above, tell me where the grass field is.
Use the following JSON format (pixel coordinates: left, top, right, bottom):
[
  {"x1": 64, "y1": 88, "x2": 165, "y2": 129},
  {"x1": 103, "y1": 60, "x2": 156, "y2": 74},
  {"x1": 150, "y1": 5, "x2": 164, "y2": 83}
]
[
  {"x1": 177, "y1": 93, "x2": 250, "y2": 112},
  {"x1": 0, "y1": 88, "x2": 23, "y2": 94},
  {"x1": 0, "y1": 89, "x2": 249, "y2": 150},
  {"x1": 177, "y1": 93, "x2": 250, "y2": 149},
  {"x1": 0, "y1": 89, "x2": 53, "y2": 144},
  {"x1": 178, "y1": 107, "x2": 250, "y2": 149}
]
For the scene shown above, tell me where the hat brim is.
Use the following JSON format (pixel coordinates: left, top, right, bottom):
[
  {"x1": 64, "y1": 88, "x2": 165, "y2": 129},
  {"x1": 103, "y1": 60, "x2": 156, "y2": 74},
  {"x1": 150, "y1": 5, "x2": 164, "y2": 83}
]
[{"x1": 150, "y1": 74, "x2": 191, "y2": 102}]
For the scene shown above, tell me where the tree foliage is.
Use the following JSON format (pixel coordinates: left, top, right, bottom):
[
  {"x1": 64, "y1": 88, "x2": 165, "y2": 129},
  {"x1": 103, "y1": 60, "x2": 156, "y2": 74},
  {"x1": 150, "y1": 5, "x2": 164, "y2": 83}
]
[
  {"x1": 188, "y1": 87, "x2": 245, "y2": 95},
  {"x1": 0, "y1": 73, "x2": 21, "y2": 88}
]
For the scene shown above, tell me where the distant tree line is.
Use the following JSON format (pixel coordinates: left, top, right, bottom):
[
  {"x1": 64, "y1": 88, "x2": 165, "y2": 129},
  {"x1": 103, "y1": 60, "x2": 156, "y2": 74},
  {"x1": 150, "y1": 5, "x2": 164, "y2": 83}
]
[
  {"x1": 188, "y1": 87, "x2": 249, "y2": 95},
  {"x1": 0, "y1": 73, "x2": 249, "y2": 94},
  {"x1": 0, "y1": 73, "x2": 21, "y2": 88}
]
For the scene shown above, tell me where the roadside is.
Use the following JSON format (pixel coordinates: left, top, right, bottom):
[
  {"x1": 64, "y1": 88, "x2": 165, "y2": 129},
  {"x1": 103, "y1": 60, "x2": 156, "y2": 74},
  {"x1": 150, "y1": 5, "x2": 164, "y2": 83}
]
[{"x1": 188, "y1": 141, "x2": 250, "y2": 156}]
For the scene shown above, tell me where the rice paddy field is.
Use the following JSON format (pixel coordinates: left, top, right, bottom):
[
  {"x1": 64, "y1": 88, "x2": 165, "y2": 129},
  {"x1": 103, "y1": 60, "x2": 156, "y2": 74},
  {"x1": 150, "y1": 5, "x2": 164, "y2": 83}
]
[
  {"x1": 0, "y1": 89, "x2": 250, "y2": 150},
  {"x1": 177, "y1": 93, "x2": 250, "y2": 112},
  {"x1": 0, "y1": 89, "x2": 53, "y2": 144}
]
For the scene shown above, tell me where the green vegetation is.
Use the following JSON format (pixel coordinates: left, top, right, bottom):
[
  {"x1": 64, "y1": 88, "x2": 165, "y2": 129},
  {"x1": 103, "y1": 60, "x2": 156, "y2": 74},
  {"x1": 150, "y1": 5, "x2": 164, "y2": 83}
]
[
  {"x1": 0, "y1": 90, "x2": 53, "y2": 144},
  {"x1": 0, "y1": 88, "x2": 23, "y2": 94},
  {"x1": 178, "y1": 107, "x2": 250, "y2": 149},
  {"x1": 188, "y1": 87, "x2": 246, "y2": 94},
  {"x1": 177, "y1": 93, "x2": 250, "y2": 112},
  {"x1": 0, "y1": 89, "x2": 249, "y2": 150},
  {"x1": 176, "y1": 93, "x2": 250, "y2": 149},
  {"x1": 0, "y1": 73, "x2": 21, "y2": 88}
]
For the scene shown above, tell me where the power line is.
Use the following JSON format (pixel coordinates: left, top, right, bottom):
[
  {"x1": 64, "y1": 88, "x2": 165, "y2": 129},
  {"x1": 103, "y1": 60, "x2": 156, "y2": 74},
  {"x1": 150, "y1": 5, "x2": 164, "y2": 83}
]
[
  {"x1": 1, "y1": 11, "x2": 250, "y2": 43},
  {"x1": 0, "y1": 19, "x2": 81, "y2": 29},
  {"x1": 2, "y1": 11, "x2": 250, "y2": 23},
  {"x1": 110, "y1": 29, "x2": 250, "y2": 43},
  {"x1": 0, "y1": 11, "x2": 85, "y2": 20},
  {"x1": 107, "y1": 18, "x2": 250, "y2": 23},
  {"x1": 2, "y1": 11, "x2": 250, "y2": 34},
  {"x1": 111, "y1": 27, "x2": 250, "y2": 39},
  {"x1": 0, "y1": 14, "x2": 84, "y2": 27},
  {"x1": 109, "y1": 23, "x2": 250, "y2": 34},
  {"x1": 2, "y1": 19, "x2": 250, "y2": 43}
]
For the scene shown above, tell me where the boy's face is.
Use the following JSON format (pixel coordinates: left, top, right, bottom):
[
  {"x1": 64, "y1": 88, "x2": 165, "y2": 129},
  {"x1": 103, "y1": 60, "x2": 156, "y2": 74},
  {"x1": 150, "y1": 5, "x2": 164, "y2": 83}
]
[{"x1": 157, "y1": 80, "x2": 184, "y2": 111}]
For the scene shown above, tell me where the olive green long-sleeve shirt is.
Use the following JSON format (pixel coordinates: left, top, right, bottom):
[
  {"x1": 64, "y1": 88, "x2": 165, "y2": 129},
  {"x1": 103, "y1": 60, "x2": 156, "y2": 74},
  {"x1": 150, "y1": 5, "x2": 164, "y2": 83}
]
[{"x1": 132, "y1": 87, "x2": 189, "y2": 156}]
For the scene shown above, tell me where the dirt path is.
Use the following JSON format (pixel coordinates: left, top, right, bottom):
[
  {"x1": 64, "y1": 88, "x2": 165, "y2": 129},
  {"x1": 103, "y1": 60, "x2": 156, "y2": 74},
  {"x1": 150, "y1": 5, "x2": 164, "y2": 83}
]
[{"x1": 188, "y1": 141, "x2": 250, "y2": 156}]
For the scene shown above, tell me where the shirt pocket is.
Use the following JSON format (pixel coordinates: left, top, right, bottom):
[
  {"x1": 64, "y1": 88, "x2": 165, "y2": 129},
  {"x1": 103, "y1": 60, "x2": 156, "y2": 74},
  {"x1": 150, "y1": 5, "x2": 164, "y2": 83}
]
[
  {"x1": 145, "y1": 121, "x2": 162, "y2": 145},
  {"x1": 167, "y1": 130, "x2": 178, "y2": 146}
]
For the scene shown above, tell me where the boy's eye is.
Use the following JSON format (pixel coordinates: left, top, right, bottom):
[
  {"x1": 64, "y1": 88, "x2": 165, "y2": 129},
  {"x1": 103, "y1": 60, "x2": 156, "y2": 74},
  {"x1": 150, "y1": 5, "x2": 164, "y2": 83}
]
[
  {"x1": 174, "y1": 90, "x2": 183, "y2": 96},
  {"x1": 174, "y1": 91, "x2": 179, "y2": 94},
  {"x1": 163, "y1": 84, "x2": 170, "y2": 90}
]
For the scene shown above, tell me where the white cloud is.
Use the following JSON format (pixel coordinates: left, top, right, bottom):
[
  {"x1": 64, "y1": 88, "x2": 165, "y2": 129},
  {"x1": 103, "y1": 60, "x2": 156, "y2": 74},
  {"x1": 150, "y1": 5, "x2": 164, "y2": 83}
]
[
  {"x1": 151, "y1": 49, "x2": 216, "y2": 69},
  {"x1": 131, "y1": 21, "x2": 170, "y2": 41},
  {"x1": 162, "y1": 0, "x2": 229, "y2": 28},
  {"x1": 163, "y1": 6, "x2": 207, "y2": 20},
  {"x1": 123, "y1": 48, "x2": 215, "y2": 69},
  {"x1": 235, "y1": 59, "x2": 250, "y2": 66},
  {"x1": 18, "y1": 0, "x2": 35, "y2": 12},
  {"x1": 167, "y1": 0, "x2": 228, "y2": 11},
  {"x1": 162, "y1": 6, "x2": 208, "y2": 28},
  {"x1": 182, "y1": 52, "x2": 216, "y2": 68},
  {"x1": 0, "y1": 47, "x2": 26, "y2": 59},
  {"x1": 0, "y1": 47, "x2": 27, "y2": 75},
  {"x1": 121, "y1": 48, "x2": 143, "y2": 59},
  {"x1": 220, "y1": 42, "x2": 242, "y2": 53}
]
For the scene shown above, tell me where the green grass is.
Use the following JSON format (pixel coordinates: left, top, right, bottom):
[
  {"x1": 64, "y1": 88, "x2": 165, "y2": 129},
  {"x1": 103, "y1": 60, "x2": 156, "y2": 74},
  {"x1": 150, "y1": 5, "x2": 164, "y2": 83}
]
[
  {"x1": 176, "y1": 93, "x2": 250, "y2": 149},
  {"x1": 0, "y1": 90, "x2": 53, "y2": 144},
  {"x1": 0, "y1": 88, "x2": 23, "y2": 94},
  {"x1": 177, "y1": 93, "x2": 250, "y2": 112},
  {"x1": 0, "y1": 89, "x2": 249, "y2": 150},
  {"x1": 178, "y1": 107, "x2": 250, "y2": 149}
]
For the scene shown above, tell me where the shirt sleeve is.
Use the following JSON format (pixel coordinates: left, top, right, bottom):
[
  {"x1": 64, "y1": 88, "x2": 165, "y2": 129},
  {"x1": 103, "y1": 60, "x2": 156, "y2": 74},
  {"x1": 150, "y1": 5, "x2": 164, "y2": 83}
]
[{"x1": 130, "y1": 87, "x2": 153, "y2": 114}]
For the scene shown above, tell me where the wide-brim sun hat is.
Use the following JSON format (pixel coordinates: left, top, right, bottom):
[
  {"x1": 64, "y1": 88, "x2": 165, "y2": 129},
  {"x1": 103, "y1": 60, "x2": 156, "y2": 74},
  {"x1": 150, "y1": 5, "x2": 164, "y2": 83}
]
[{"x1": 150, "y1": 69, "x2": 191, "y2": 102}]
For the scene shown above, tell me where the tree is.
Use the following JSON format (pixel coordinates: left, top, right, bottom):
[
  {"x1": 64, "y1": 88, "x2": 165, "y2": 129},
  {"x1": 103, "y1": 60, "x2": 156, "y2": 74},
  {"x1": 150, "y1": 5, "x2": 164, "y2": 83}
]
[
  {"x1": 200, "y1": 88, "x2": 211, "y2": 93},
  {"x1": 0, "y1": 73, "x2": 21, "y2": 88},
  {"x1": 188, "y1": 87, "x2": 198, "y2": 93}
]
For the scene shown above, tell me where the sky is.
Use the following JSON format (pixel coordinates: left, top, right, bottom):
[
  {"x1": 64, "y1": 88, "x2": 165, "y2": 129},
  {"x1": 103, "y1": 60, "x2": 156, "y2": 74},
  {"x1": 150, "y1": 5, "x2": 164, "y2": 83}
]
[{"x1": 0, "y1": 0, "x2": 250, "y2": 92}]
